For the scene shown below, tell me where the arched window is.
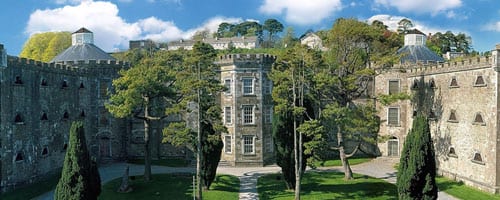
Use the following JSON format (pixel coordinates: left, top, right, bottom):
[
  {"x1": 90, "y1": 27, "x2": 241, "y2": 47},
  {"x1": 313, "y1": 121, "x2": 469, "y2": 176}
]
[
  {"x1": 473, "y1": 112, "x2": 485, "y2": 125},
  {"x1": 79, "y1": 82, "x2": 85, "y2": 89},
  {"x1": 80, "y1": 110, "x2": 86, "y2": 117},
  {"x1": 61, "y1": 80, "x2": 68, "y2": 88},
  {"x1": 429, "y1": 78, "x2": 436, "y2": 88},
  {"x1": 14, "y1": 114, "x2": 24, "y2": 123},
  {"x1": 474, "y1": 75, "x2": 486, "y2": 86},
  {"x1": 41, "y1": 79, "x2": 48, "y2": 86},
  {"x1": 41, "y1": 147, "x2": 49, "y2": 156},
  {"x1": 15, "y1": 152, "x2": 24, "y2": 161},
  {"x1": 41, "y1": 113, "x2": 48, "y2": 121},
  {"x1": 448, "y1": 110, "x2": 458, "y2": 122},
  {"x1": 448, "y1": 147, "x2": 457, "y2": 157},
  {"x1": 472, "y1": 152, "x2": 484, "y2": 164},
  {"x1": 449, "y1": 77, "x2": 459, "y2": 88},
  {"x1": 63, "y1": 111, "x2": 69, "y2": 119},
  {"x1": 14, "y1": 76, "x2": 23, "y2": 84}
]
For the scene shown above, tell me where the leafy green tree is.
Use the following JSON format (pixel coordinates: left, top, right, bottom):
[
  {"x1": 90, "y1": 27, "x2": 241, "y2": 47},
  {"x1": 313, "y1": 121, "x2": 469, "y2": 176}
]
[
  {"x1": 54, "y1": 121, "x2": 101, "y2": 200},
  {"x1": 263, "y1": 18, "x2": 284, "y2": 47},
  {"x1": 269, "y1": 44, "x2": 327, "y2": 199},
  {"x1": 217, "y1": 22, "x2": 235, "y2": 38},
  {"x1": 106, "y1": 59, "x2": 176, "y2": 181},
  {"x1": 20, "y1": 31, "x2": 71, "y2": 62},
  {"x1": 397, "y1": 115, "x2": 438, "y2": 199},
  {"x1": 163, "y1": 42, "x2": 225, "y2": 199},
  {"x1": 427, "y1": 31, "x2": 472, "y2": 55},
  {"x1": 397, "y1": 18, "x2": 414, "y2": 34},
  {"x1": 319, "y1": 18, "x2": 380, "y2": 180}
]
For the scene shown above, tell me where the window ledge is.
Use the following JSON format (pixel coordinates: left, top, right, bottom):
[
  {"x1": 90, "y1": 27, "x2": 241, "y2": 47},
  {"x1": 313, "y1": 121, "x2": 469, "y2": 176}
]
[
  {"x1": 449, "y1": 86, "x2": 460, "y2": 88},
  {"x1": 447, "y1": 120, "x2": 459, "y2": 123},
  {"x1": 472, "y1": 122, "x2": 486, "y2": 126},
  {"x1": 242, "y1": 153, "x2": 257, "y2": 156},
  {"x1": 447, "y1": 154, "x2": 458, "y2": 158},
  {"x1": 471, "y1": 160, "x2": 485, "y2": 165},
  {"x1": 473, "y1": 84, "x2": 487, "y2": 87},
  {"x1": 242, "y1": 124, "x2": 257, "y2": 126}
]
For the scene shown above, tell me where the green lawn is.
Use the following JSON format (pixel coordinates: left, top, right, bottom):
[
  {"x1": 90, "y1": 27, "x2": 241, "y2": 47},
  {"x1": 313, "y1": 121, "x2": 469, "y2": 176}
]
[
  {"x1": 99, "y1": 173, "x2": 239, "y2": 200},
  {"x1": 258, "y1": 171, "x2": 397, "y2": 200},
  {"x1": 127, "y1": 157, "x2": 190, "y2": 167},
  {"x1": 1, "y1": 172, "x2": 61, "y2": 200},
  {"x1": 437, "y1": 176, "x2": 500, "y2": 200},
  {"x1": 314, "y1": 157, "x2": 374, "y2": 167}
]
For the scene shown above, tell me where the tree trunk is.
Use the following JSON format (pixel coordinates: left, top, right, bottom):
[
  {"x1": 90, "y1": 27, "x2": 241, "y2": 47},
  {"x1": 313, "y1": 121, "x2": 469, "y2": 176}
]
[
  {"x1": 293, "y1": 72, "x2": 301, "y2": 200},
  {"x1": 337, "y1": 125, "x2": 353, "y2": 180},
  {"x1": 144, "y1": 103, "x2": 152, "y2": 182}
]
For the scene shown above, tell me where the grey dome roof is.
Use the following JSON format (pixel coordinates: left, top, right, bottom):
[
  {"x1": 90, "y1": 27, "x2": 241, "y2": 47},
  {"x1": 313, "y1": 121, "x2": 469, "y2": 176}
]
[
  {"x1": 50, "y1": 43, "x2": 116, "y2": 63},
  {"x1": 397, "y1": 45, "x2": 444, "y2": 63}
]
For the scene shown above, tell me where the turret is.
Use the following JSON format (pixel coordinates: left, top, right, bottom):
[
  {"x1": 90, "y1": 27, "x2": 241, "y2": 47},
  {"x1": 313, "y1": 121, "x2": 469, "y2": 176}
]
[
  {"x1": 0, "y1": 44, "x2": 6, "y2": 67},
  {"x1": 72, "y1": 27, "x2": 94, "y2": 45}
]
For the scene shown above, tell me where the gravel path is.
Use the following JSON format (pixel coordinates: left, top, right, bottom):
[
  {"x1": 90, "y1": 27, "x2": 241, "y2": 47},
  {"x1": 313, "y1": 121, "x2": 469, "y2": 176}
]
[{"x1": 32, "y1": 158, "x2": 458, "y2": 200}]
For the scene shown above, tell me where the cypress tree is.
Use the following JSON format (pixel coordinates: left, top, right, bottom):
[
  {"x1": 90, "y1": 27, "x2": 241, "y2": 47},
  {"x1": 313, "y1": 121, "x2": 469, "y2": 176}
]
[
  {"x1": 54, "y1": 121, "x2": 101, "y2": 200},
  {"x1": 201, "y1": 121, "x2": 223, "y2": 190},
  {"x1": 397, "y1": 115, "x2": 438, "y2": 200}
]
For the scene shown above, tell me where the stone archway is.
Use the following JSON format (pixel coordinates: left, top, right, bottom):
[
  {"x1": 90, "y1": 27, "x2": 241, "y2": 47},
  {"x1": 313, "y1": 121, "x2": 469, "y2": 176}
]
[{"x1": 388, "y1": 136, "x2": 399, "y2": 157}]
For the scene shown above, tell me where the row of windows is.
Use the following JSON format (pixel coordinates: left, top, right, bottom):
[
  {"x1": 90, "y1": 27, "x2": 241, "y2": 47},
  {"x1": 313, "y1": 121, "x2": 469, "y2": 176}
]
[
  {"x1": 447, "y1": 147, "x2": 485, "y2": 165},
  {"x1": 388, "y1": 75, "x2": 487, "y2": 94},
  {"x1": 223, "y1": 106, "x2": 273, "y2": 125},
  {"x1": 224, "y1": 135, "x2": 255, "y2": 154},
  {"x1": 14, "y1": 76, "x2": 87, "y2": 89},
  {"x1": 14, "y1": 144, "x2": 68, "y2": 162},
  {"x1": 223, "y1": 77, "x2": 272, "y2": 95},
  {"x1": 447, "y1": 110, "x2": 486, "y2": 125},
  {"x1": 387, "y1": 107, "x2": 486, "y2": 126},
  {"x1": 14, "y1": 110, "x2": 86, "y2": 123}
]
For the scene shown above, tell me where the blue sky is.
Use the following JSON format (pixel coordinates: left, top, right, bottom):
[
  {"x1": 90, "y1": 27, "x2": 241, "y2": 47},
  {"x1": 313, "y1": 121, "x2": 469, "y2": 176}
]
[{"x1": 0, "y1": 0, "x2": 499, "y2": 55}]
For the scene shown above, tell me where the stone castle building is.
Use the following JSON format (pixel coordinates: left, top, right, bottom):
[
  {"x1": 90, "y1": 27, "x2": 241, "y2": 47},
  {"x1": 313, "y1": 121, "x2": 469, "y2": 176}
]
[
  {"x1": 375, "y1": 30, "x2": 500, "y2": 193},
  {"x1": 217, "y1": 54, "x2": 275, "y2": 166},
  {"x1": 0, "y1": 28, "x2": 182, "y2": 192}
]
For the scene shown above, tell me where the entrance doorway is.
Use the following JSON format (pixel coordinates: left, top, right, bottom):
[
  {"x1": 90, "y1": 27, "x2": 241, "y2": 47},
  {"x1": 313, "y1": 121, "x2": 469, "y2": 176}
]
[
  {"x1": 388, "y1": 136, "x2": 399, "y2": 157},
  {"x1": 99, "y1": 137, "x2": 111, "y2": 158}
]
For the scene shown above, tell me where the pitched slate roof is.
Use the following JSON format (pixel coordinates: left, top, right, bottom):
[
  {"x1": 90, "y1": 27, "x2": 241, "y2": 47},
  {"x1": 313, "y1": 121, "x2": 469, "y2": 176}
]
[
  {"x1": 397, "y1": 45, "x2": 445, "y2": 63},
  {"x1": 50, "y1": 43, "x2": 116, "y2": 63}
]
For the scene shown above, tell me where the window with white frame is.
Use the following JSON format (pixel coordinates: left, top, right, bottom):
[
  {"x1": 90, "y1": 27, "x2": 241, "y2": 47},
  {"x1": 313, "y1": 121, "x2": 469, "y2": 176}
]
[
  {"x1": 224, "y1": 135, "x2": 232, "y2": 153},
  {"x1": 242, "y1": 105, "x2": 254, "y2": 124},
  {"x1": 388, "y1": 107, "x2": 399, "y2": 126},
  {"x1": 242, "y1": 135, "x2": 254, "y2": 154},
  {"x1": 224, "y1": 79, "x2": 232, "y2": 94},
  {"x1": 264, "y1": 106, "x2": 273, "y2": 124},
  {"x1": 224, "y1": 106, "x2": 232, "y2": 124},
  {"x1": 242, "y1": 77, "x2": 254, "y2": 95}
]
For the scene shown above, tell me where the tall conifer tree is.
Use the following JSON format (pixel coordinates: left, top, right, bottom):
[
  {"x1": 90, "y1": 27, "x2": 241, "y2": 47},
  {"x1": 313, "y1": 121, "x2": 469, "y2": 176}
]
[{"x1": 54, "y1": 121, "x2": 101, "y2": 200}]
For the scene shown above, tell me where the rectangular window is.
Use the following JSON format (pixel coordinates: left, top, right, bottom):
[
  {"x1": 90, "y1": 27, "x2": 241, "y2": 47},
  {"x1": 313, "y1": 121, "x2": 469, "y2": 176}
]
[
  {"x1": 388, "y1": 107, "x2": 399, "y2": 126},
  {"x1": 242, "y1": 105, "x2": 254, "y2": 124},
  {"x1": 224, "y1": 79, "x2": 232, "y2": 94},
  {"x1": 243, "y1": 135, "x2": 254, "y2": 154},
  {"x1": 242, "y1": 77, "x2": 254, "y2": 95},
  {"x1": 388, "y1": 80, "x2": 400, "y2": 95},
  {"x1": 224, "y1": 136, "x2": 232, "y2": 153},
  {"x1": 224, "y1": 106, "x2": 232, "y2": 124},
  {"x1": 266, "y1": 134, "x2": 273, "y2": 153},
  {"x1": 263, "y1": 78, "x2": 272, "y2": 94},
  {"x1": 264, "y1": 106, "x2": 273, "y2": 124}
]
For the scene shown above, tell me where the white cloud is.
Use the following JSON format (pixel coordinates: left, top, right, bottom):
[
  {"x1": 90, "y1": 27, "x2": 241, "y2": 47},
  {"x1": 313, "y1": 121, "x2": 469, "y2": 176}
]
[
  {"x1": 53, "y1": 0, "x2": 89, "y2": 4},
  {"x1": 259, "y1": 0, "x2": 342, "y2": 25},
  {"x1": 367, "y1": 14, "x2": 466, "y2": 35},
  {"x1": 374, "y1": 0, "x2": 462, "y2": 15},
  {"x1": 25, "y1": 1, "x2": 242, "y2": 52},
  {"x1": 483, "y1": 21, "x2": 500, "y2": 32}
]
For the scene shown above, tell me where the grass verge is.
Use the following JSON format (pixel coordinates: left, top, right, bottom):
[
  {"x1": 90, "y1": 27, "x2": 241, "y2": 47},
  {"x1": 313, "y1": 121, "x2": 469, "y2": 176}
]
[
  {"x1": 99, "y1": 173, "x2": 239, "y2": 200},
  {"x1": 258, "y1": 171, "x2": 397, "y2": 200},
  {"x1": 436, "y1": 176, "x2": 500, "y2": 200},
  {"x1": 127, "y1": 157, "x2": 190, "y2": 167},
  {"x1": 314, "y1": 157, "x2": 374, "y2": 167},
  {"x1": 2, "y1": 172, "x2": 61, "y2": 200}
]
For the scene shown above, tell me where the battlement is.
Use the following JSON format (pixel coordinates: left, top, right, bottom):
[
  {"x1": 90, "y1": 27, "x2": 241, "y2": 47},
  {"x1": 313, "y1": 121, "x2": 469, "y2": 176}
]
[
  {"x1": 216, "y1": 54, "x2": 276, "y2": 66},
  {"x1": 375, "y1": 56, "x2": 494, "y2": 76},
  {"x1": 6, "y1": 56, "x2": 129, "y2": 75}
]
